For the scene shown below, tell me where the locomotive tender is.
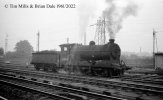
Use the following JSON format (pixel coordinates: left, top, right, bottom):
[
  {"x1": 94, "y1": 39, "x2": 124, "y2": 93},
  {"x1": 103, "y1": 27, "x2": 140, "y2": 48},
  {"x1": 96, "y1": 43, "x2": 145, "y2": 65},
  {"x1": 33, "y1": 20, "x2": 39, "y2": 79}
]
[{"x1": 31, "y1": 39, "x2": 128, "y2": 77}]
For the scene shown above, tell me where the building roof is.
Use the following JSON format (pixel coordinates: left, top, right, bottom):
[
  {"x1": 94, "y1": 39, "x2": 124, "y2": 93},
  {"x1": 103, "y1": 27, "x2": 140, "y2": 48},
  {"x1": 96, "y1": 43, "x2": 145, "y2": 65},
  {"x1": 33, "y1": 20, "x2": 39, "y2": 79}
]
[
  {"x1": 59, "y1": 43, "x2": 81, "y2": 47},
  {"x1": 155, "y1": 52, "x2": 163, "y2": 55}
]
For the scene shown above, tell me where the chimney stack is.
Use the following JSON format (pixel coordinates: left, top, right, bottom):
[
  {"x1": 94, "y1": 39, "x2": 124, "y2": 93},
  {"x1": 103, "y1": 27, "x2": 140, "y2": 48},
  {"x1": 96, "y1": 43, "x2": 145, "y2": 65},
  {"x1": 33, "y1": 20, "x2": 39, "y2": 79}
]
[{"x1": 109, "y1": 39, "x2": 115, "y2": 43}]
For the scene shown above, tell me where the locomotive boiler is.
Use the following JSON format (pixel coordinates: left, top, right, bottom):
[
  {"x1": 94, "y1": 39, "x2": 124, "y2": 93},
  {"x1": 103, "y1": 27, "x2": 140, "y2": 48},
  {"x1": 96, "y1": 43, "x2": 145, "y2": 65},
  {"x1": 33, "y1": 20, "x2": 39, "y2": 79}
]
[{"x1": 71, "y1": 39, "x2": 120, "y2": 61}]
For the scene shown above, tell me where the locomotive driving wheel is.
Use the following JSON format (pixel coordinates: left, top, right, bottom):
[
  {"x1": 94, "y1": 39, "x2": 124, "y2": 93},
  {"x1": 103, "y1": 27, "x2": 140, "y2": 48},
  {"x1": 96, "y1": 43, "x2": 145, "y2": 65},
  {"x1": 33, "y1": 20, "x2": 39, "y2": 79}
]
[
  {"x1": 52, "y1": 67, "x2": 57, "y2": 72},
  {"x1": 100, "y1": 68, "x2": 113, "y2": 77},
  {"x1": 34, "y1": 64, "x2": 40, "y2": 71},
  {"x1": 102, "y1": 69, "x2": 109, "y2": 77},
  {"x1": 108, "y1": 69, "x2": 113, "y2": 77},
  {"x1": 43, "y1": 65, "x2": 48, "y2": 71}
]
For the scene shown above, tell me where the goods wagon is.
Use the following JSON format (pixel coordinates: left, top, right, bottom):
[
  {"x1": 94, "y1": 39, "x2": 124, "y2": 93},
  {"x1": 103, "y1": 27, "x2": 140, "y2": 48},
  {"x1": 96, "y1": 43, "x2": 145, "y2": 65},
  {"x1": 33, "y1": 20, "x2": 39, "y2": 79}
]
[{"x1": 31, "y1": 51, "x2": 60, "y2": 71}]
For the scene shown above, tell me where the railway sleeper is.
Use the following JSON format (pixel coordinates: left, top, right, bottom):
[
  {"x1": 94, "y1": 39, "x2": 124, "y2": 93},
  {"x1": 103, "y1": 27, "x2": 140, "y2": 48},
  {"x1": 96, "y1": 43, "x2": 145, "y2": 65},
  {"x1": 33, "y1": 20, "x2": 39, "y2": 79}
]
[
  {"x1": 43, "y1": 80, "x2": 50, "y2": 84},
  {"x1": 59, "y1": 92, "x2": 88, "y2": 100},
  {"x1": 59, "y1": 83, "x2": 83, "y2": 90},
  {"x1": 18, "y1": 76, "x2": 26, "y2": 79},
  {"x1": 31, "y1": 78, "x2": 37, "y2": 81}
]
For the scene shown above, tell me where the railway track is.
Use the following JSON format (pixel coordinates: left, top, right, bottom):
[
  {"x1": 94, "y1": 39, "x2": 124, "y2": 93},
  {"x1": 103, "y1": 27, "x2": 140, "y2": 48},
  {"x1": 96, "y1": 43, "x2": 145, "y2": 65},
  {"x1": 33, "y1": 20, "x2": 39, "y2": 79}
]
[
  {"x1": 120, "y1": 74, "x2": 163, "y2": 85},
  {"x1": 0, "y1": 73, "x2": 125, "y2": 100},
  {"x1": 0, "y1": 67, "x2": 163, "y2": 100},
  {"x1": 0, "y1": 96, "x2": 7, "y2": 100}
]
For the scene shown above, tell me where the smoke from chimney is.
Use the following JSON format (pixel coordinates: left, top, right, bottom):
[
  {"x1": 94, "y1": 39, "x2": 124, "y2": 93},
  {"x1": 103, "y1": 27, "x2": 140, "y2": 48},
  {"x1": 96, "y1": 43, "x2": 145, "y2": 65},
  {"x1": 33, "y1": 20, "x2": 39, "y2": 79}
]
[
  {"x1": 78, "y1": 0, "x2": 138, "y2": 41},
  {"x1": 78, "y1": 0, "x2": 98, "y2": 42},
  {"x1": 103, "y1": 0, "x2": 138, "y2": 39}
]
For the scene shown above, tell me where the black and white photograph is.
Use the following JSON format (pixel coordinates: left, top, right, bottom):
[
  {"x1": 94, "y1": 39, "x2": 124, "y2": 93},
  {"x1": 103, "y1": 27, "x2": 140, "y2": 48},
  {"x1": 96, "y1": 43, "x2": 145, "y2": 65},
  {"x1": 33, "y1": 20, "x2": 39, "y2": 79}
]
[{"x1": 0, "y1": 0, "x2": 163, "y2": 100}]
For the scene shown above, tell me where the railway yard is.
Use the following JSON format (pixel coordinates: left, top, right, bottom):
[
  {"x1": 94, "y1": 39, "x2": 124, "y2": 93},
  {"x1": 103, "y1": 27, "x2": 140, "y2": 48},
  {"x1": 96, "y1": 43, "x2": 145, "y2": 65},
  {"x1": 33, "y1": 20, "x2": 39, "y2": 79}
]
[
  {"x1": 1, "y1": 0, "x2": 163, "y2": 99},
  {"x1": 1, "y1": 0, "x2": 163, "y2": 100},
  {"x1": 0, "y1": 62, "x2": 163, "y2": 100}
]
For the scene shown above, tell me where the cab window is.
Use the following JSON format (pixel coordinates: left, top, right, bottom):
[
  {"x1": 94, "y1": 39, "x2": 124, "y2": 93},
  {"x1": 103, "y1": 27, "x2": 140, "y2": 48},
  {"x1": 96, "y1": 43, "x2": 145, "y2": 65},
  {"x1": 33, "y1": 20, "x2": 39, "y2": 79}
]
[{"x1": 64, "y1": 47, "x2": 68, "y2": 51}]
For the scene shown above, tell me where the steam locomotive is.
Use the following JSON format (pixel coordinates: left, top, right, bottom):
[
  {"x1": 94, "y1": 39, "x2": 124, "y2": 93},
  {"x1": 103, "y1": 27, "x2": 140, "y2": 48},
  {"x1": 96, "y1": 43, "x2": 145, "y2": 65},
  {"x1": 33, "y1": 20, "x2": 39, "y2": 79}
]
[{"x1": 31, "y1": 39, "x2": 128, "y2": 77}]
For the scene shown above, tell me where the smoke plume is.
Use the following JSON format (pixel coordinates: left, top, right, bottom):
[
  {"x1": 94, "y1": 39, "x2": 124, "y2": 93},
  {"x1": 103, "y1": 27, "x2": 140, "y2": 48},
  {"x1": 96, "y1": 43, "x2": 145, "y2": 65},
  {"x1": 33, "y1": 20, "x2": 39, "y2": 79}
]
[
  {"x1": 78, "y1": 0, "x2": 98, "y2": 42},
  {"x1": 103, "y1": 0, "x2": 138, "y2": 39}
]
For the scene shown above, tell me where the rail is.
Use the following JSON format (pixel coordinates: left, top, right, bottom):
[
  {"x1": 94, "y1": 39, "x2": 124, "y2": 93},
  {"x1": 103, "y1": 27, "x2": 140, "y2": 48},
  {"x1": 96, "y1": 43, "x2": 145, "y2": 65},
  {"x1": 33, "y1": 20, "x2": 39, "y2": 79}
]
[{"x1": 0, "y1": 73, "x2": 126, "y2": 100}]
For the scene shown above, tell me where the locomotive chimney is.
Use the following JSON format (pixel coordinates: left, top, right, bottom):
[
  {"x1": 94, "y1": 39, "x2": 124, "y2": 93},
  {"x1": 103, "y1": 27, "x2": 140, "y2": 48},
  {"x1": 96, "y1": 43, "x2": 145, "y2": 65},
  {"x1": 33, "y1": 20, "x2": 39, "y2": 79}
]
[{"x1": 109, "y1": 39, "x2": 115, "y2": 43}]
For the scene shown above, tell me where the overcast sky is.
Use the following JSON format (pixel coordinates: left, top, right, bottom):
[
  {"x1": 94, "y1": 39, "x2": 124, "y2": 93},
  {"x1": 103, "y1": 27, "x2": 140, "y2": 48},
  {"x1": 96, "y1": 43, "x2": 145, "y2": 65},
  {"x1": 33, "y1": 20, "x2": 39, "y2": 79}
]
[{"x1": 0, "y1": 0, "x2": 163, "y2": 53}]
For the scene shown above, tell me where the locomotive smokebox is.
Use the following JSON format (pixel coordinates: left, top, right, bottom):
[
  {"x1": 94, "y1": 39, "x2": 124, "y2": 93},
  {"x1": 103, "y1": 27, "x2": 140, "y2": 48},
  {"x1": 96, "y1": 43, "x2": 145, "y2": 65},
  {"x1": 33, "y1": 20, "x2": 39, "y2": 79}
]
[{"x1": 109, "y1": 39, "x2": 115, "y2": 43}]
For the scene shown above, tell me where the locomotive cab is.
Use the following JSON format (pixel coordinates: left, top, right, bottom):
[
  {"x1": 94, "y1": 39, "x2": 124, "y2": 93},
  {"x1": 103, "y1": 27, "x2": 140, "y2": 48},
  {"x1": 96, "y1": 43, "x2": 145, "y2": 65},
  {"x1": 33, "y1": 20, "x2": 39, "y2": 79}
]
[{"x1": 59, "y1": 43, "x2": 81, "y2": 67}]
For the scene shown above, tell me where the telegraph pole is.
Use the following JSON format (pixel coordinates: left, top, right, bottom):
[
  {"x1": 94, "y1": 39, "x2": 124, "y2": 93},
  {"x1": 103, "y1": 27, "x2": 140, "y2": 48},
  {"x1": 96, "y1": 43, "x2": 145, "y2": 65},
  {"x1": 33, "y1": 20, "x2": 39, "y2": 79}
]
[
  {"x1": 84, "y1": 32, "x2": 86, "y2": 45},
  {"x1": 37, "y1": 31, "x2": 40, "y2": 52},
  {"x1": 5, "y1": 34, "x2": 8, "y2": 55},
  {"x1": 153, "y1": 29, "x2": 156, "y2": 69},
  {"x1": 67, "y1": 38, "x2": 69, "y2": 44},
  {"x1": 103, "y1": 17, "x2": 106, "y2": 44}
]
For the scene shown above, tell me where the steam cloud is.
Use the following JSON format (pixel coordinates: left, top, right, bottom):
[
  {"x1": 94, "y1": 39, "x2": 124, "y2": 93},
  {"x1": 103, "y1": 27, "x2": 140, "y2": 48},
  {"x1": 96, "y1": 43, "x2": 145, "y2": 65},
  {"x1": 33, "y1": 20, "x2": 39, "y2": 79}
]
[
  {"x1": 103, "y1": 0, "x2": 138, "y2": 39},
  {"x1": 78, "y1": 0, "x2": 138, "y2": 41},
  {"x1": 78, "y1": 0, "x2": 97, "y2": 42}
]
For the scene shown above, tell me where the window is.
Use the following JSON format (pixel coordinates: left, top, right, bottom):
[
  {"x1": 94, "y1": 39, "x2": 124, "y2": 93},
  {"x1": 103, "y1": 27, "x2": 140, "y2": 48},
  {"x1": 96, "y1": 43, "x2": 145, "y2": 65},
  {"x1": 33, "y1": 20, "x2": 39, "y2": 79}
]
[{"x1": 64, "y1": 47, "x2": 68, "y2": 51}]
